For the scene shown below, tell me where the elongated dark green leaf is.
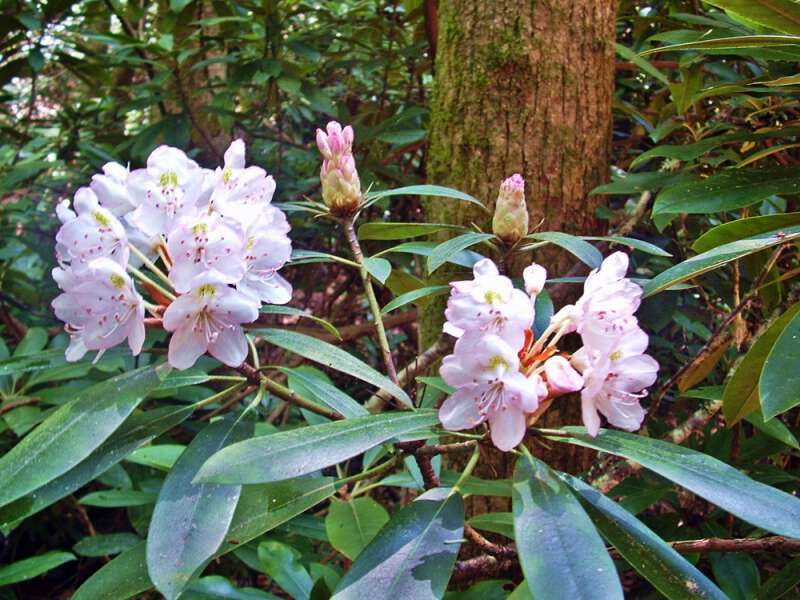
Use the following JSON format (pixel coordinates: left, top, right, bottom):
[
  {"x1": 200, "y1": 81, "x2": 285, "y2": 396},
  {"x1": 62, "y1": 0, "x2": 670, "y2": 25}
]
[
  {"x1": 376, "y1": 240, "x2": 483, "y2": 268},
  {"x1": 615, "y1": 43, "x2": 669, "y2": 84},
  {"x1": 693, "y1": 213, "x2": 800, "y2": 253},
  {"x1": 364, "y1": 184, "x2": 486, "y2": 211},
  {"x1": 358, "y1": 222, "x2": 467, "y2": 240},
  {"x1": 512, "y1": 454, "x2": 623, "y2": 600},
  {"x1": 260, "y1": 305, "x2": 341, "y2": 339},
  {"x1": 467, "y1": 512, "x2": 514, "y2": 539},
  {"x1": 561, "y1": 473, "x2": 727, "y2": 600},
  {"x1": 258, "y1": 540, "x2": 313, "y2": 600},
  {"x1": 723, "y1": 303, "x2": 800, "y2": 424},
  {"x1": 186, "y1": 576, "x2": 278, "y2": 600},
  {"x1": 760, "y1": 308, "x2": 800, "y2": 419},
  {"x1": 591, "y1": 171, "x2": 694, "y2": 195},
  {"x1": 583, "y1": 236, "x2": 672, "y2": 257},
  {"x1": 281, "y1": 367, "x2": 367, "y2": 418},
  {"x1": 643, "y1": 225, "x2": 800, "y2": 297},
  {"x1": 710, "y1": 553, "x2": 760, "y2": 600},
  {"x1": 0, "y1": 348, "x2": 64, "y2": 377},
  {"x1": 195, "y1": 411, "x2": 438, "y2": 484},
  {"x1": 0, "y1": 403, "x2": 194, "y2": 528},
  {"x1": 544, "y1": 428, "x2": 800, "y2": 538},
  {"x1": 0, "y1": 551, "x2": 75, "y2": 586},
  {"x1": 74, "y1": 533, "x2": 141, "y2": 557},
  {"x1": 148, "y1": 420, "x2": 251, "y2": 600},
  {"x1": 325, "y1": 497, "x2": 390, "y2": 559},
  {"x1": 703, "y1": 2, "x2": 800, "y2": 34},
  {"x1": 527, "y1": 232, "x2": 603, "y2": 268},
  {"x1": 80, "y1": 489, "x2": 156, "y2": 507},
  {"x1": 641, "y1": 35, "x2": 800, "y2": 55},
  {"x1": 332, "y1": 488, "x2": 464, "y2": 600},
  {"x1": 72, "y1": 478, "x2": 336, "y2": 600},
  {"x1": 381, "y1": 285, "x2": 450, "y2": 315},
  {"x1": 756, "y1": 557, "x2": 800, "y2": 600},
  {"x1": 653, "y1": 167, "x2": 800, "y2": 216},
  {"x1": 253, "y1": 330, "x2": 411, "y2": 406},
  {"x1": 427, "y1": 233, "x2": 494, "y2": 274},
  {"x1": 0, "y1": 365, "x2": 165, "y2": 508}
]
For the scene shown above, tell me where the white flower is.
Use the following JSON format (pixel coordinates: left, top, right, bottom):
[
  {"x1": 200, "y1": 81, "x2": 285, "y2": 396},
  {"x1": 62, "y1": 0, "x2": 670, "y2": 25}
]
[
  {"x1": 166, "y1": 212, "x2": 247, "y2": 293},
  {"x1": 126, "y1": 145, "x2": 204, "y2": 237},
  {"x1": 439, "y1": 332, "x2": 544, "y2": 451},
  {"x1": 523, "y1": 263, "x2": 547, "y2": 297},
  {"x1": 208, "y1": 139, "x2": 276, "y2": 224},
  {"x1": 90, "y1": 162, "x2": 137, "y2": 216},
  {"x1": 443, "y1": 258, "x2": 533, "y2": 350},
  {"x1": 237, "y1": 206, "x2": 293, "y2": 305},
  {"x1": 162, "y1": 273, "x2": 260, "y2": 370},
  {"x1": 52, "y1": 258, "x2": 145, "y2": 362},
  {"x1": 55, "y1": 187, "x2": 129, "y2": 270}
]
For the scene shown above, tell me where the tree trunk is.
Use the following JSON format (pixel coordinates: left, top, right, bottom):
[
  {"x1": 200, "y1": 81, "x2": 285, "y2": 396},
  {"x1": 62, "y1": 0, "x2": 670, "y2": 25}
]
[{"x1": 425, "y1": 0, "x2": 617, "y2": 503}]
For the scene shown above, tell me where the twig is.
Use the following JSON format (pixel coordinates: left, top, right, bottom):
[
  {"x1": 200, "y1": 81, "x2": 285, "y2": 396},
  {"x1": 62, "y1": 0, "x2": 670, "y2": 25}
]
[
  {"x1": 668, "y1": 536, "x2": 800, "y2": 554},
  {"x1": 415, "y1": 440, "x2": 478, "y2": 456},
  {"x1": 463, "y1": 524, "x2": 516, "y2": 559},
  {"x1": 0, "y1": 397, "x2": 40, "y2": 415},
  {"x1": 449, "y1": 555, "x2": 519, "y2": 586},
  {"x1": 365, "y1": 335, "x2": 452, "y2": 412}
]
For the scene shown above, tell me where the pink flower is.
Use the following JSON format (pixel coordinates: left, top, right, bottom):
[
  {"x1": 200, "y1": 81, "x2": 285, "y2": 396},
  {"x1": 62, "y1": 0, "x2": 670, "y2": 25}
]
[
  {"x1": 52, "y1": 258, "x2": 145, "y2": 362},
  {"x1": 126, "y1": 146, "x2": 203, "y2": 237},
  {"x1": 209, "y1": 140, "x2": 276, "y2": 224},
  {"x1": 166, "y1": 212, "x2": 247, "y2": 293},
  {"x1": 316, "y1": 121, "x2": 361, "y2": 216},
  {"x1": 90, "y1": 162, "x2": 137, "y2": 216},
  {"x1": 571, "y1": 327, "x2": 658, "y2": 436},
  {"x1": 439, "y1": 332, "x2": 544, "y2": 451},
  {"x1": 443, "y1": 258, "x2": 533, "y2": 350},
  {"x1": 237, "y1": 206, "x2": 293, "y2": 305},
  {"x1": 163, "y1": 273, "x2": 260, "y2": 370},
  {"x1": 544, "y1": 355, "x2": 583, "y2": 395},
  {"x1": 55, "y1": 187, "x2": 129, "y2": 270}
]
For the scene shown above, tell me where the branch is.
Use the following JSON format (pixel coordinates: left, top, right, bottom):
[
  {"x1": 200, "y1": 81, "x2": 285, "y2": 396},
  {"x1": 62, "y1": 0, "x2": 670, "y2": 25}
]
[{"x1": 668, "y1": 536, "x2": 800, "y2": 554}]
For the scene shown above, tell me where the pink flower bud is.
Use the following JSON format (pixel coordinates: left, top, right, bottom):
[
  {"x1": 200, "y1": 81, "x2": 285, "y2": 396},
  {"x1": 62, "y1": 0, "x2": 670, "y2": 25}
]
[
  {"x1": 316, "y1": 121, "x2": 362, "y2": 216},
  {"x1": 544, "y1": 355, "x2": 583, "y2": 395},
  {"x1": 315, "y1": 129, "x2": 331, "y2": 159},
  {"x1": 523, "y1": 263, "x2": 547, "y2": 296},
  {"x1": 492, "y1": 174, "x2": 528, "y2": 245}
]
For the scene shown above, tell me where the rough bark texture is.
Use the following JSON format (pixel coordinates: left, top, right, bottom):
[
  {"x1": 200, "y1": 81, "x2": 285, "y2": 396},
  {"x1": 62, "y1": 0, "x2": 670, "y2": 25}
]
[{"x1": 425, "y1": 0, "x2": 617, "y2": 510}]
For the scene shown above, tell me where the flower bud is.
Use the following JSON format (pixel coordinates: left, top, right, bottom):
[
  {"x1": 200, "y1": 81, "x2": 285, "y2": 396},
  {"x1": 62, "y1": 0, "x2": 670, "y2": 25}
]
[
  {"x1": 523, "y1": 263, "x2": 547, "y2": 297},
  {"x1": 492, "y1": 174, "x2": 528, "y2": 245},
  {"x1": 544, "y1": 355, "x2": 583, "y2": 395},
  {"x1": 316, "y1": 121, "x2": 362, "y2": 217}
]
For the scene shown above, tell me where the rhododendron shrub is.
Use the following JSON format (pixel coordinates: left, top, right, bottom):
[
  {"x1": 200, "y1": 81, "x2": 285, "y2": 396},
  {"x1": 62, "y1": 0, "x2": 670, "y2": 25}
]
[{"x1": 2, "y1": 120, "x2": 798, "y2": 600}]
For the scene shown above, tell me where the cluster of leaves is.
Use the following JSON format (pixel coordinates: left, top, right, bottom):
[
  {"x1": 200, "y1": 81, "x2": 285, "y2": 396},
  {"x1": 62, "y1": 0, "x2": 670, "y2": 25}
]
[{"x1": 1, "y1": 0, "x2": 800, "y2": 599}]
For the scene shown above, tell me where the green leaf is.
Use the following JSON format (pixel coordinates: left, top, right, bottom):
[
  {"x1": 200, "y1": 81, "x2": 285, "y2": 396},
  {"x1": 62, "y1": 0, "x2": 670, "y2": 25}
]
[
  {"x1": 358, "y1": 222, "x2": 466, "y2": 241},
  {"x1": 615, "y1": 43, "x2": 669, "y2": 84},
  {"x1": 79, "y1": 489, "x2": 157, "y2": 507},
  {"x1": 73, "y1": 478, "x2": 336, "y2": 600},
  {"x1": 709, "y1": 553, "x2": 760, "y2": 600},
  {"x1": 126, "y1": 444, "x2": 185, "y2": 470},
  {"x1": 543, "y1": 428, "x2": 800, "y2": 538},
  {"x1": 641, "y1": 34, "x2": 800, "y2": 55},
  {"x1": 467, "y1": 512, "x2": 514, "y2": 539},
  {"x1": 760, "y1": 308, "x2": 800, "y2": 419},
  {"x1": 148, "y1": 420, "x2": 251, "y2": 600},
  {"x1": 253, "y1": 330, "x2": 411, "y2": 407},
  {"x1": 364, "y1": 185, "x2": 486, "y2": 211},
  {"x1": 325, "y1": 497, "x2": 390, "y2": 559},
  {"x1": 195, "y1": 411, "x2": 438, "y2": 484},
  {"x1": 381, "y1": 285, "x2": 450, "y2": 315},
  {"x1": 652, "y1": 167, "x2": 800, "y2": 216},
  {"x1": 427, "y1": 233, "x2": 494, "y2": 274},
  {"x1": 693, "y1": 213, "x2": 800, "y2": 253},
  {"x1": 723, "y1": 303, "x2": 800, "y2": 424},
  {"x1": 591, "y1": 171, "x2": 694, "y2": 195},
  {"x1": 0, "y1": 348, "x2": 67, "y2": 376},
  {"x1": 281, "y1": 367, "x2": 367, "y2": 418},
  {"x1": 561, "y1": 473, "x2": 727, "y2": 600},
  {"x1": 702, "y1": 2, "x2": 800, "y2": 35},
  {"x1": 74, "y1": 533, "x2": 141, "y2": 557},
  {"x1": 756, "y1": 556, "x2": 800, "y2": 599},
  {"x1": 170, "y1": 0, "x2": 194, "y2": 12},
  {"x1": 0, "y1": 404, "x2": 194, "y2": 528},
  {"x1": 746, "y1": 409, "x2": 800, "y2": 450},
  {"x1": 642, "y1": 225, "x2": 800, "y2": 297},
  {"x1": 332, "y1": 488, "x2": 464, "y2": 600},
  {"x1": 364, "y1": 256, "x2": 392, "y2": 284},
  {"x1": 0, "y1": 551, "x2": 75, "y2": 586},
  {"x1": 258, "y1": 540, "x2": 313, "y2": 600},
  {"x1": 260, "y1": 305, "x2": 341, "y2": 339},
  {"x1": 376, "y1": 241, "x2": 483, "y2": 269},
  {"x1": 583, "y1": 236, "x2": 672, "y2": 257},
  {"x1": 527, "y1": 232, "x2": 603, "y2": 268},
  {"x1": 185, "y1": 576, "x2": 278, "y2": 600},
  {"x1": 512, "y1": 454, "x2": 623, "y2": 600},
  {"x1": 0, "y1": 365, "x2": 165, "y2": 508}
]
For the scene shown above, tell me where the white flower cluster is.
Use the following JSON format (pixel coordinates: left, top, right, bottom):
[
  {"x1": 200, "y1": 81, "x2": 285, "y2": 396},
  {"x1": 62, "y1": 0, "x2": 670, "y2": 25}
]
[
  {"x1": 52, "y1": 140, "x2": 292, "y2": 370},
  {"x1": 439, "y1": 252, "x2": 658, "y2": 451}
]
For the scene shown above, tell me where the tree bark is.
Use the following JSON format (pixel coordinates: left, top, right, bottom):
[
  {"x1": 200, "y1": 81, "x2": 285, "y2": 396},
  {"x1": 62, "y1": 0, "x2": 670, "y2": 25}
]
[{"x1": 425, "y1": 0, "x2": 617, "y2": 505}]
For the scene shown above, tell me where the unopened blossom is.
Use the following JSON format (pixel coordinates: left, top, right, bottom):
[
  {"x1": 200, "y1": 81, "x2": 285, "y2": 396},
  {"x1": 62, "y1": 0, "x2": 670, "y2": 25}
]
[
  {"x1": 443, "y1": 258, "x2": 533, "y2": 350},
  {"x1": 492, "y1": 174, "x2": 528, "y2": 245},
  {"x1": 237, "y1": 206, "x2": 293, "y2": 305},
  {"x1": 126, "y1": 145, "x2": 204, "y2": 237},
  {"x1": 163, "y1": 273, "x2": 260, "y2": 370},
  {"x1": 544, "y1": 355, "x2": 583, "y2": 396},
  {"x1": 52, "y1": 258, "x2": 145, "y2": 362},
  {"x1": 571, "y1": 327, "x2": 658, "y2": 436},
  {"x1": 439, "y1": 332, "x2": 544, "y2": 451},
  {"x1": 166, "y1": 212, "x2": 247, "y2": 293},
  {"x1": 523, "y1": 263, "x2": 547, "y2": 297},
  {"x1": 55, "y1": 187, "x2": 129, "y2": 270},
  {"x1": 316, "y1": 121, "x2": 361, "y2": 216},
  {"x1": 91, "y1": 162, "x2": 137, "y2": 216},
  {"x1": 209, "y1": 139, "x2": 276, "y2": 223}
]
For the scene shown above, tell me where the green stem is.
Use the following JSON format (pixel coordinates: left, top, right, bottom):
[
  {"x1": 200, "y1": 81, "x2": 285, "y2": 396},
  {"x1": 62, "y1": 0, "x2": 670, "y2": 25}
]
[
  {"x1": 260, "y1": 375, "x2": 339, "y2": 420},
  {"x1": 192, "y1": 382, "x2": 247, "y2": 410},
  {"x1": 343, "y1": 216, "x2": 399, "y2": 387},
  {"x1": 129, "y1": 243, "x2": 173, "y2": 290},
  {"x1": 127, "y1": 265, "x2": 176, "y2": 301},
  {"x1": 336, "y1": 454, "x2": 402, "y2": 487},
  {"x1": 451, "y1": 446, "x2": 480, "y2": 495}
]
